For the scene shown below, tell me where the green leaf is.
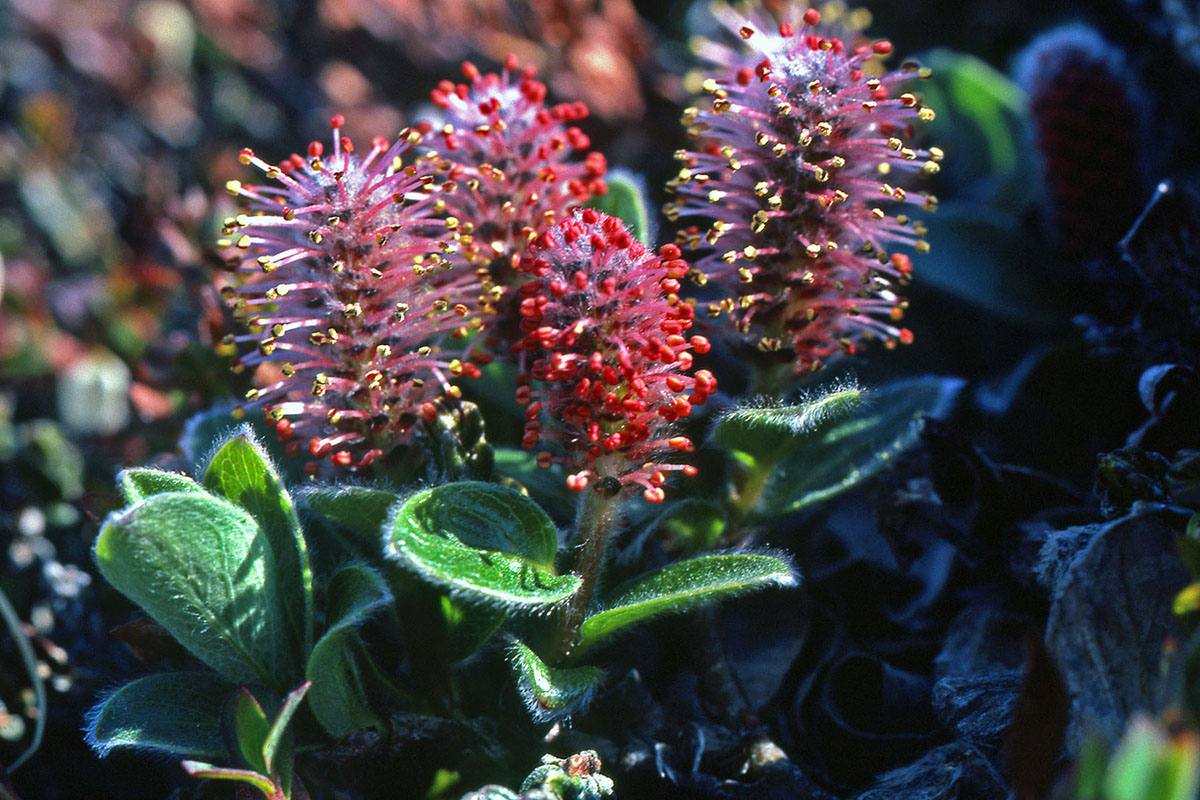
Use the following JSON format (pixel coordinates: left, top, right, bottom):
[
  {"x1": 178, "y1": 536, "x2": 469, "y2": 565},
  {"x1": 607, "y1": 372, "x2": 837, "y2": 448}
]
[
  {"x1": 300, "y1": 485, "x2": 399, "y2": 561},
  {"x1": 262, "y1": 680, "x2": 308, "y2": 789},
  {"x1": 586, "y1": 171, "x2": 652, "y2": 244},
  {"x1": 909, "y1": 205, "x2": 1067, "y2": 322},
  {"x1": 94, "y1": 492, "x2": 296, "y2": 687},
  {"x1": 708, "y1": 384, "x2": 864, "y2": 461},
  {"x1": 86, "y1": 672, "x2": 232, "y2": 758},
  {"x1": 181, "y1": 761, "x2": 282, "y2": 799},
  {"x1": 914, "y1": 48, "x2": 1032, "y2": 208},
  {"x1": 1106, "y1": 715, "x2": 1169, "y2": 800},
  {"x1": 757, "y1": 376, "x2": 964, "y2": 517},
  {"x1": 229, "y1": 688, "x2": 271, "y2": 775},
  {"x1": 577, "y1": 552, "x2": 795, "y2": 653},
  {"x1": 510, "y1": 640, "x2": 605, "y2": 722},
  {"x1": 306, "y1": 567, "x2": 391, "y2": 738},
  {"x1": 203, "y1": 429, "x2": 313, "y2": 660},
  {"x1": 118, "y1": 468, "x2": 203, "y2": 505},
  {"x1": 387, "y1": 482, "x2": 580, "y2": 610}
]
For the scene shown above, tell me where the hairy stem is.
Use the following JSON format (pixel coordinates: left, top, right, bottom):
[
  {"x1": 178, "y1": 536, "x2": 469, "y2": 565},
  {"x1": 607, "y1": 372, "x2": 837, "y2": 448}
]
[{"x1": 558, "y1": 487, "x2": 621, "y2": 659}]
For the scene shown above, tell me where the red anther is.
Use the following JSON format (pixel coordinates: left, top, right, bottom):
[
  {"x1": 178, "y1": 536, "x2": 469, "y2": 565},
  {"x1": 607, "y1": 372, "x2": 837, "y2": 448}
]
[
  {"x1": 899, "y1": 328, "x2": 915, "y2": 344},
  {"x1": 668, "y1": 436, "x2": 694, "y2": 452},
  {"x1": 682, "y1": 465, "x2": 699, "y2": 477},
  {"x1": 525, "y1": 401, "x2": 543, "y2": 420},
  {"x1": 671, "y1": 396, "x2": 693, "y2": 417},
  {"x1": 415, "y1": 120, "x2": 432, "y2": 135},
  {"x1": 587, "y1": 422, "x2": 601, "y2": 442},
  {"x1": 737, "y1": 67, "x2": 753, "y2": 86},
  {"x1": 331, "y1": 450, "x2": 352, "y2": 467},
  {"x1": 806, "y1": 35, "x2": 820, "y2": 50},
  {"x1": 690, "y1": 335, "x2": 711, "y2": 354},
  {"x1": 330, "y1": 114, "x2": 345, "y2": 129},
  {"x1": 522, "y1": 433, "x2": 539, "y2": 449},
  {"x1": 566, "y1": 473, "x2": 589, "y2": 491},
  {"x1": 238, "y1": 147, "x2": 254, "y2": 163},
  {"x1": 536, "y1": 451, "x2": 553, "y2": 468},
  {"x1": 739, "y1": 25, "x2": 755, "y2": 39},
  {"x1": 590, "y1": 234, "x2": 606, "y2": 250},
  {"x1": 666, "y1": 375, "x2": 686, "y2": 392},
  {"x1": 873, "y1": 40, "x2": 892, "y2": 54},
  {"x1": 462, "y1": 61, "x2": 480, "y2": 81},
  {"x1": 803, "y1": 8, "x2": 820, "y2": 25},
  {"x1": 308, "y1": 141, "x2": 323, "y2": 158},
  {"x1": 649, "y1": 470, "x2": 665, "y2": 486},
  {"x1": 371, "y1": 136, "x2": 388, "y2": 151},
  {"x1": 461, "y1": 364, "x2": 482, "y2": 378},
  {"x1": 504, "y1": 53, "x2": 519, "y2": 72},
  {"x1": 659, "y1": 243, "x2": 681, "y2": 259},
  {"x1": 891, "y1": 253, "x2": 913, "y2": 274},
  {"x1": 665, "y1": 334, "x2": 687, "y2": 347},
  {"x1": 573, "y1": 270, "x2": 588, "y2": 289},
  {"x1": 585, "y1": 152, "x2": 607, "y2": 177},
  {"x1": 831, "y1": 38, "x2": 844, "y2": 53},
  {"x1": 420, "y1": 402, "x2": 438, "y2": 423},
  {"x1": 643, "y1": 487, "x2": 665, "y2": 503},
  {"x1": 520, "y1": 79, "x2": 547, "y2": 103},
  {"x1": 359, "y1": 449, "x2": 381, "y2": 468},
  {"x1": 341, "y1": 136, "x2": 354, "y2": 153},
  {"x1": 309, "y1": 437, "x2": 331, "y2": 458},
  {"x1": 756, "y1": 60, "x2": 772, "y2": 80}
]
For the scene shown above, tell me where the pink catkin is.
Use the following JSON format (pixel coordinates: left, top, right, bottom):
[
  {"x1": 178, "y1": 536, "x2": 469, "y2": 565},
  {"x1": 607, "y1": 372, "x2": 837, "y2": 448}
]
[
  {"x1": 668, "y1": 3, "x2": 939, "y2": 373},
  {"x1": 426, "y1": 56, "x2": 608, "y2": 347},
  {"x1": 515, "y1": 210, "x2": 712, "y2": 502},
  {"x1": 222, "y1": 116, "x2": 483, "y2": 473}
]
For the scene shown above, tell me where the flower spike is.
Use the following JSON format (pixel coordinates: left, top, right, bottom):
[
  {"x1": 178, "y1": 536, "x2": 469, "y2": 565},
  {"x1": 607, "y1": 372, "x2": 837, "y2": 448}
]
[
  {"x1": 221, "y1": 116, "x2": 484, "y2": 472},
  {"x1": 515, "y1": 209, "x2": 712, "y2": 502},
  {"x1": 668, "y1": 3, "x2": 938, "y2": 373},
  {"x1": 426, "y1": 55, "x2": 609, "y2": 346}
]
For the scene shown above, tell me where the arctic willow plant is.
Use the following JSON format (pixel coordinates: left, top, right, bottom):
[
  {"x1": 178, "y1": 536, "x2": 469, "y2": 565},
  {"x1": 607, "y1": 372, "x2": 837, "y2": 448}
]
[{"x1": 86, "y1": 4, "x2": 957, "y2": 794}]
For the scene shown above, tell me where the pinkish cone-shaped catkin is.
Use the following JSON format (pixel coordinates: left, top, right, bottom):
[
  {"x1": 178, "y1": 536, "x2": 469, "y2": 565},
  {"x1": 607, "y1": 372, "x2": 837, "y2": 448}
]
[
  {"x1": 668, "y1": 3, "x2": 939, "y2": 373},
  {"x1": 425, "y1": 55, "x2": 609, "y2": 351},
  {"x1": 221, "y1": 116, "x2": 485, "y2": 473}
]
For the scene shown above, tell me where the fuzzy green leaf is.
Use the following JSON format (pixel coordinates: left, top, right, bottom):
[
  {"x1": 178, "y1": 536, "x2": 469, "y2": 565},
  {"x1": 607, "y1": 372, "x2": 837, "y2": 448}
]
[
  {"x1": 387, "y1": 482, "x2": 579, "y2": 609},
  {"x1": 577, "y1": 553, "x2": 795, "y2": 653},
  {"x1": 510, "y1": 640, "x2": 605, "y2": 722},
  {"x1": 118, "y1": 468, "x2": 202, "y2": 505},
  {"x1": 86, "y1": 672, "x2": 232, "y2": 758},
  {"x1": 94, "y1": 492, "x2": 296, "y2": 687},
  {"x1": 306, "y1": 567, "x2": 391, "y2": 738},
  {"x1": 300, "y1": 485, "x2": 400, "y2": 561},
  {"x1": 229, "y1": 688, "x2": 271, "y2": 775},
  {"x1": 203, "y1": 430, "x2": 313, "y2": 660},
  {"x1": 586, "y1": 171, "x2": 651, "y2": 244},
  {"x1": 758, "y1": 376, "x2": 964, "y2": 517},
  {"x1": 709, "y1": 385, "x2": 864, "y2": 461}
]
